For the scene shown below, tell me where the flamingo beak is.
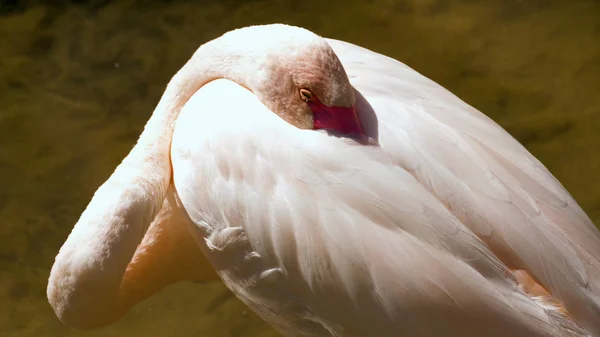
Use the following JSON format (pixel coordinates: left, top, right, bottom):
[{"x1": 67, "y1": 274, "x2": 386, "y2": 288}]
[{"x1": 309, "y1": 99, "x2": 366, "y2": 141}]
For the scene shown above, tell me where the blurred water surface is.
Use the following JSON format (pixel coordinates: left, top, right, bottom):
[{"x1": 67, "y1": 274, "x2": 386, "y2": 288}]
[{"x1": 0, "y1": 0, "x2": 599, "y2": 336}]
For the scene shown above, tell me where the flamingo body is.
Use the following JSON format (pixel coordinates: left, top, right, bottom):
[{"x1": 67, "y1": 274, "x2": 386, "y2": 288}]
[{"x1": 48, "y1": 25, "x2": 600, "y2": 336}]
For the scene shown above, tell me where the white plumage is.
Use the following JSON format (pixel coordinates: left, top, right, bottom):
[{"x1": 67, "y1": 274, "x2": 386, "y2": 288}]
[{"x1": 48, "y1": 24, "x2": 600, "y2": 337}]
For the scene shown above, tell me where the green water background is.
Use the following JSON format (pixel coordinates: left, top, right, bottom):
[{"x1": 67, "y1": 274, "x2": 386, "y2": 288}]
[{"x1": 1, "y1": 0, "x2": 599, "y2": 336}]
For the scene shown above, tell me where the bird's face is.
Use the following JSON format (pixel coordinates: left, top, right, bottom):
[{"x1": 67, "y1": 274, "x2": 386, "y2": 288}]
[{"x1": 253, "y1": 37, "x2": 365, "y2": 140}]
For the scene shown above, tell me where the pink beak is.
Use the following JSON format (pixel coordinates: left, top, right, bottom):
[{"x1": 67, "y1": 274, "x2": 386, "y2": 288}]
[{"x1": 308, "y1": 98, "x2": 365, "y2": 138}]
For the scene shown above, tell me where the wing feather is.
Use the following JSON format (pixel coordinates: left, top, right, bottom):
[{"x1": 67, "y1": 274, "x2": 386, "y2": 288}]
[
  {"x1": 326, "y1": 38, "x2": 600, "y2": 335},
  {"x1": 171, "y1": 79, "x2": 585, "y2": 336}
]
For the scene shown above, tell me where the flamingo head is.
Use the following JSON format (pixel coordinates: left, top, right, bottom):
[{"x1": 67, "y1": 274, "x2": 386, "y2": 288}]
[{"x1": 236, "y1": 25, "x2": 365, "y2": 141}]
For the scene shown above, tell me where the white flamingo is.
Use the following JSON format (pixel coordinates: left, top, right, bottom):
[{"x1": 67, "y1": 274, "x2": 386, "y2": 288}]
[{"x1": 47, "y1": 24, "x2": 600, "y2": 337}]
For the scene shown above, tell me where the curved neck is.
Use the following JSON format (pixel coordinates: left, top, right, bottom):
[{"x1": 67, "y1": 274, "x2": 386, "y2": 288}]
[{"x1": 47, "y1": 35, "x2": 254, "y2": 329}]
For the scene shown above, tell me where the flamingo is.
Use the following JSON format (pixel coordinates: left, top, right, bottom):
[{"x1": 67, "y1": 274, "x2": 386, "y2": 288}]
[{"x1": 47, "y1": 24, "x2": 600, "y2": 336}]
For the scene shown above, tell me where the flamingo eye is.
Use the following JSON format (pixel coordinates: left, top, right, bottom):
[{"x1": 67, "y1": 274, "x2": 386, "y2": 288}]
[{"x1": 299, "y1": 88, "x2": 314, "y2": 102}]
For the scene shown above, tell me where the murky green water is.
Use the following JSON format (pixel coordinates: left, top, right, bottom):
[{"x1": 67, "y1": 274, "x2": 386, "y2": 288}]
[{"x1": 1, "y1": 0, "x2": 599, "y2": 336}]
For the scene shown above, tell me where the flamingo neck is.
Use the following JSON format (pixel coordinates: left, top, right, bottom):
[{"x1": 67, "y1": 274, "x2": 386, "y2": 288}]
[{"x1": 46, "y1": 35, "x2": 255, "y2": 329}]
